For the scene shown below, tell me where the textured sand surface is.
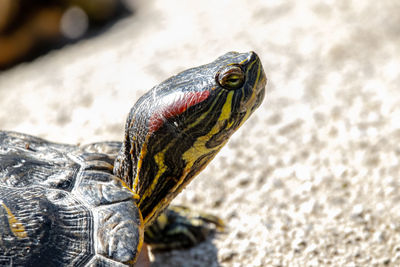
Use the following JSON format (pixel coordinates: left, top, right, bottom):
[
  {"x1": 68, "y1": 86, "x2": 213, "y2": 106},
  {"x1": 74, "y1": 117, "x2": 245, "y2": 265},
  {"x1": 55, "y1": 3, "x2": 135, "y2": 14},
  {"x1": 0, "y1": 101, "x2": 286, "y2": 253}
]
[{"x1": 1, "y1": 1, "x2": 400, "y2": 266}]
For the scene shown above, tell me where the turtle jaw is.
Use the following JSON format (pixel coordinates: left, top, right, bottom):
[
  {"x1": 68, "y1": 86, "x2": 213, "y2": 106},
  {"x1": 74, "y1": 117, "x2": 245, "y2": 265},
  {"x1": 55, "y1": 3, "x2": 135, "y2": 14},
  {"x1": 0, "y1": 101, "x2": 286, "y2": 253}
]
[{"x1": 238, "y1": 51, "x2": 267, "y2": 115}]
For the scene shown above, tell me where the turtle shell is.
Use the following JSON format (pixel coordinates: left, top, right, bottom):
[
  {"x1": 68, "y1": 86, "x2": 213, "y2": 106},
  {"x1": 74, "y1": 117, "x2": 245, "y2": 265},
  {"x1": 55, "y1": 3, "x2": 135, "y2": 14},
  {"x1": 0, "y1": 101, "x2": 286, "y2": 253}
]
[{"x1": 0, "y1": 131, "x2": 143, "y2": 266}]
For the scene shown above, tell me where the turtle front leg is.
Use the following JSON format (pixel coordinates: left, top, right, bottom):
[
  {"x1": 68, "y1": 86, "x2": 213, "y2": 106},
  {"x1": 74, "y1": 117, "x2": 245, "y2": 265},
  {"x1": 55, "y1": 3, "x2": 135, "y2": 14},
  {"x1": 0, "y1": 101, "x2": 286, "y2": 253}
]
[{"x1": 144, "y1": 205, "x2": 224, "y2": 251}]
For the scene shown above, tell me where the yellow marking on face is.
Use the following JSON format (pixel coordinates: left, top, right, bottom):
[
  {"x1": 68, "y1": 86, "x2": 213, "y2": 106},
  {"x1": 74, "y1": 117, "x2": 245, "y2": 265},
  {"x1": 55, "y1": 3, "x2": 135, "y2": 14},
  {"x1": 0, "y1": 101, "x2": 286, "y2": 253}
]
[
  {"x1": 133, "y1": 141, "x2": 148, "y2": 192},
  {"x1": 240, "y1": 59, "x2": 249, "y2": 65},
  {"x1": 1, "y1": 202, "x2": 27, "y2": 238},
  {"x1": 138, "y1": 151, "x2": 167, "y2": 208},
  {"x1": 154, "y1": 152, "x2": 167, "y2": 173},
  {"x1": 219, "y1": 91, "x2": 234, "y2": 121}
]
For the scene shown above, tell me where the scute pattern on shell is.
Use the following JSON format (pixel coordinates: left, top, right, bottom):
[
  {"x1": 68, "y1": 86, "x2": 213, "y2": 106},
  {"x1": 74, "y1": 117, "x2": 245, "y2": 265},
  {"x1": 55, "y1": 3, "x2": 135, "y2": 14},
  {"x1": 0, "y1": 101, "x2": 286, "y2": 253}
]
[
  {"x1": 0, "y1": 185, "x2": 93, "y2": 266},
  {"x1": 0, "y1": 131, "x2": 142, "y2": 266}
]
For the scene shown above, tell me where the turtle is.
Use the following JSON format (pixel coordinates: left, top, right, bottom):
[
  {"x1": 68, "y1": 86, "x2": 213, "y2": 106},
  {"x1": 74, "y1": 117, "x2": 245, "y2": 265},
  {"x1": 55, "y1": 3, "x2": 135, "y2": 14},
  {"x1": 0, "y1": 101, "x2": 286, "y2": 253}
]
[{"x1": 0, "y1": 51, "x2": 266, "y2": 266}]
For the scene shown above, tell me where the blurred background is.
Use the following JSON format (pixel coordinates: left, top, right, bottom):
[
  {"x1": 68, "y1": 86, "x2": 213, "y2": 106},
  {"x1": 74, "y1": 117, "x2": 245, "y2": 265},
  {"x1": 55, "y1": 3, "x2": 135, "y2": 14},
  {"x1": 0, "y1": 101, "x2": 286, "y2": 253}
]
[
  {"x1": 1, "y1": 0, "x2": 400, "y2": 266},
  {"x1": 0, "y1": 0, "x2": 135, "y2": 69}
]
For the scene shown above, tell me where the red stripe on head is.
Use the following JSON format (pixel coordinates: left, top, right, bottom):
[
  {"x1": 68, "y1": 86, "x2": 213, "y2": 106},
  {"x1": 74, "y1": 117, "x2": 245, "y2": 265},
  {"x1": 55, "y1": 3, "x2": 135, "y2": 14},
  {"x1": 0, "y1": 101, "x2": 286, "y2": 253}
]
[{"x1": 148, "y1": 90, "x2": 210, "y2": 133}]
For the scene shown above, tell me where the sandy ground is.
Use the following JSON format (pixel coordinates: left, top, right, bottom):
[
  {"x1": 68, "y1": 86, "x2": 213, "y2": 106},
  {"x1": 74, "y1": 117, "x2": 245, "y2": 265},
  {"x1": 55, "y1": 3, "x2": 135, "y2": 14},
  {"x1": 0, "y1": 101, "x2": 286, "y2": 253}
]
[{"x1": 1, "y1": 0, "x2": 400, "y2": 266}]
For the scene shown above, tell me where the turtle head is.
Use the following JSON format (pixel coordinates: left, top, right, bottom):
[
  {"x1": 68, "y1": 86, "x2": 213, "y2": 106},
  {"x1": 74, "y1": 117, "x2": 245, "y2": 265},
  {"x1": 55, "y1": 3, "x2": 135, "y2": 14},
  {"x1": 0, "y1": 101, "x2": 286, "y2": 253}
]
[{"x1": 114, "y1": 51, "x2": 266, "y2": 226}]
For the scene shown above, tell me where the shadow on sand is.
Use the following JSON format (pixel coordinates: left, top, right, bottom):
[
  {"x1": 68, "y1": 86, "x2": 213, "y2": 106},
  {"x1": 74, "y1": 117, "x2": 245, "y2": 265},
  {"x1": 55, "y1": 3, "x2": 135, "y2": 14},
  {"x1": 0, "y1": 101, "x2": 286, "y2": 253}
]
[{"x1": 150, "y1": 236, "x2": 222, "y2": 267}]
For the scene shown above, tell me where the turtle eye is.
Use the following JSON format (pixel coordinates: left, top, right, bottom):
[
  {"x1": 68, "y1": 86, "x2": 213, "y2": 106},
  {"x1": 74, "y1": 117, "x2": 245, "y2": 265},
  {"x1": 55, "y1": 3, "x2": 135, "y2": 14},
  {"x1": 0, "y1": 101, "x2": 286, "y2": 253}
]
[{"x1": 216, "y1": 65, "x2": 245, "y2": 90}]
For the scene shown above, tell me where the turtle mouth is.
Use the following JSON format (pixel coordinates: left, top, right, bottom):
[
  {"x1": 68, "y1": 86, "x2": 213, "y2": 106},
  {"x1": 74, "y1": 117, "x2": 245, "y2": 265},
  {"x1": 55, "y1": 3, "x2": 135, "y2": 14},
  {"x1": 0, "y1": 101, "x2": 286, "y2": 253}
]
[
  {"x1": 239, "y1": 74, "x2": 266, "y2": 114},
  {"x1": 251, "y1": 86, "x2": 266, "y2": 111},
  {"x1": 255, "y1": 76, "x2": 267, "y2": 104},
  {"x1": 238, "y1": 51, "x2": 267, "y2": 112}
]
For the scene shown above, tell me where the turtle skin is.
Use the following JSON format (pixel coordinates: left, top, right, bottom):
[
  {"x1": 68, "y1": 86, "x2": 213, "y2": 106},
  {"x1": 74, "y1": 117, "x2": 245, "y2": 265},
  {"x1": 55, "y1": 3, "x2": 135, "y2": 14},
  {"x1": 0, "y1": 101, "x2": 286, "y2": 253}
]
[{"x1": 0, "y1": 131, "x2": 143, "y2": 266}]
